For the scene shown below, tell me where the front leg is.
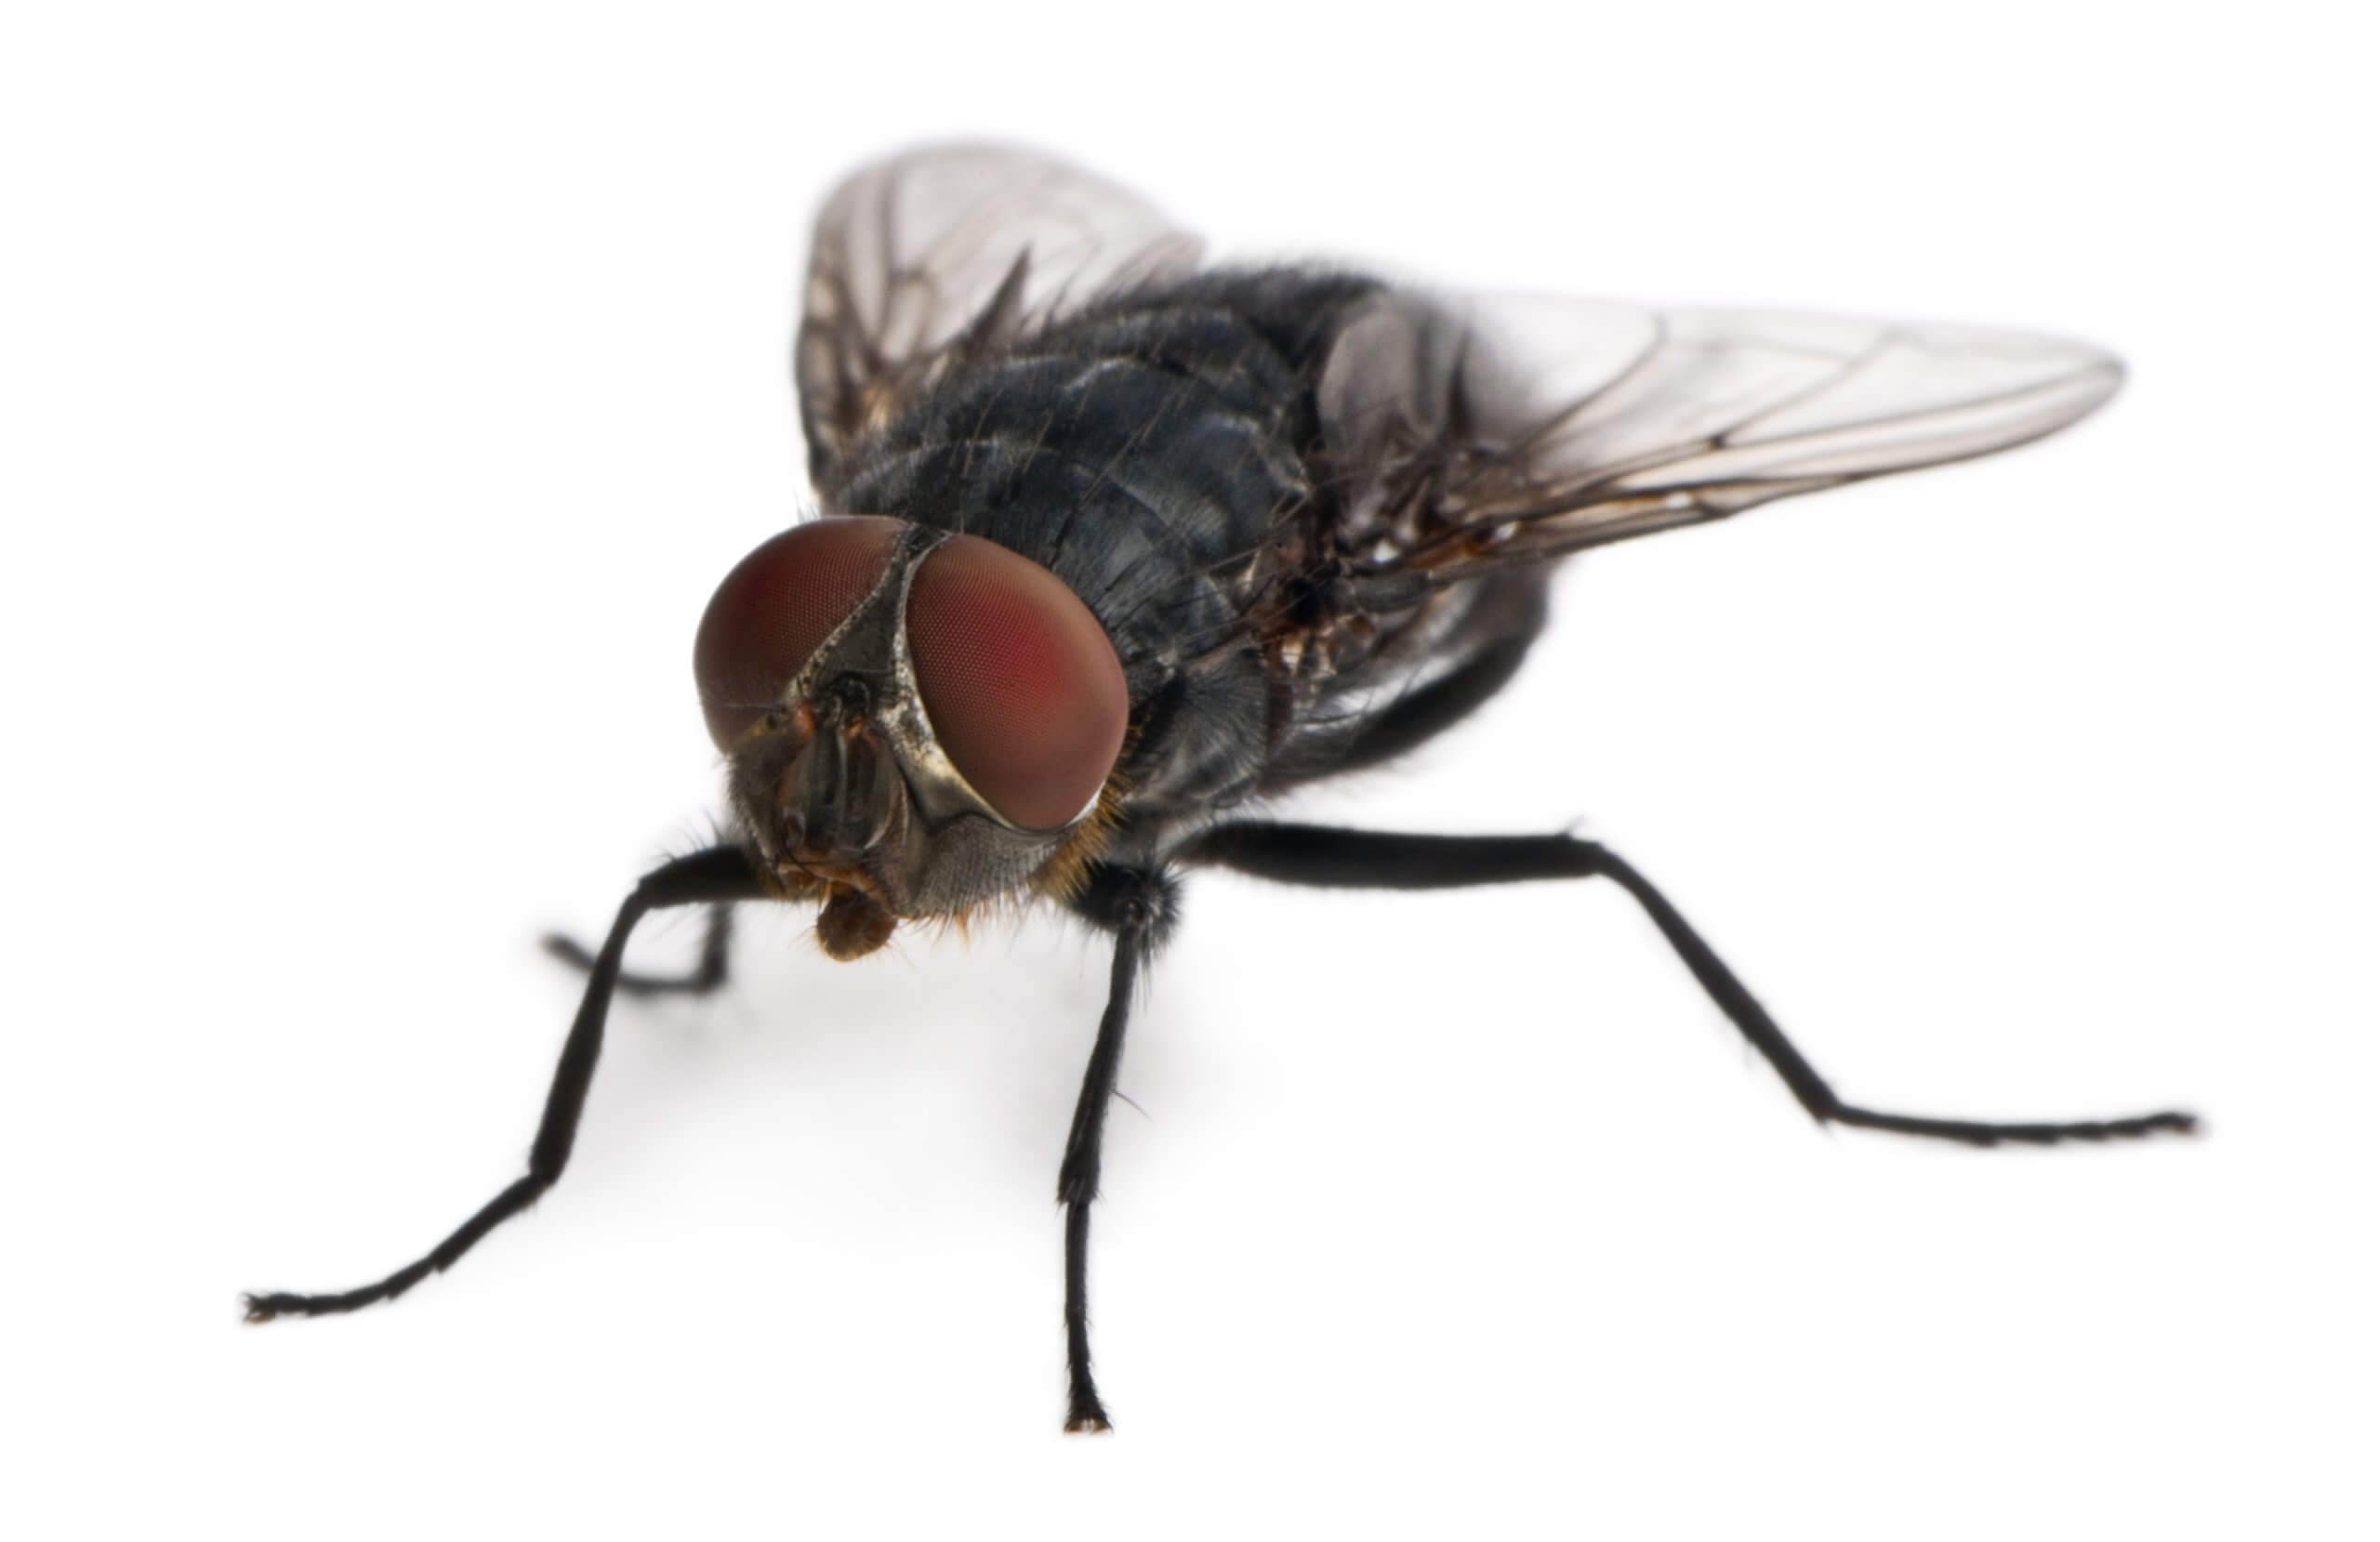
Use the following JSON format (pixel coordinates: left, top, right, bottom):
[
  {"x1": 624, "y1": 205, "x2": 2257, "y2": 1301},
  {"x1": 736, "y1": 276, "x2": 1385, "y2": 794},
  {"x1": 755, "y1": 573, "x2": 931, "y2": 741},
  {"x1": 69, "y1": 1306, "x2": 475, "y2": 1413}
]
[
  {"x1": 244, "y1": 846, "x2": 766, "y2": 1322},
  {"x1": 1054, "y1": 862, "x2": 1179, "y2": 1432},
  {"x1": 542, "y1": 901, "x2": 736, "y2": 998},
  {"x1": 1178, "y1": 823, "x2": 2197, "y2": 1146}
]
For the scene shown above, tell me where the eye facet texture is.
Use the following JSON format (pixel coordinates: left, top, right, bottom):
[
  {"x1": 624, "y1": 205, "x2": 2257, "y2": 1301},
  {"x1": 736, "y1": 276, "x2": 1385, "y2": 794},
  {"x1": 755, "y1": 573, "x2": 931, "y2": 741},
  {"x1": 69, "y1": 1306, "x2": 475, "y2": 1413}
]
[
  {"x1": 907, "y1": 534, "x2": 1127, "y2": 830},
  {"x1": 694, "y1": 517, "x2": 902, "y2": 752}
]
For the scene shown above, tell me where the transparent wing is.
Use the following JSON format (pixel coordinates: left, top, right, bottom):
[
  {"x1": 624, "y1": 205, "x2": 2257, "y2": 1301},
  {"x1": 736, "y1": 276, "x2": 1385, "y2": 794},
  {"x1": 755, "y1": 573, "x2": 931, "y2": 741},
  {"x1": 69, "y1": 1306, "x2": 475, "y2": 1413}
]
[
  {"x1": 1317, "y1": 293, "x2": 2123, "y2": 573},
  {"x1": 797, "y1": 143, "x2": 1205, "y2": 478}
]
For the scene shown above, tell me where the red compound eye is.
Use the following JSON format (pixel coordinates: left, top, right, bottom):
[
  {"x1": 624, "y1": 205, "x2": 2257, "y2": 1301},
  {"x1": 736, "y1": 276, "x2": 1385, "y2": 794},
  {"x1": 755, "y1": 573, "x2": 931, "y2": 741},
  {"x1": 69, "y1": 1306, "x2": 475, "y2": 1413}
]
[
  {"x1": 694, "y1": 518, "x2": 903, "y2": 753},
  {"x1": 906, "y1": 534, "x2": 1128, "y2": 830}
]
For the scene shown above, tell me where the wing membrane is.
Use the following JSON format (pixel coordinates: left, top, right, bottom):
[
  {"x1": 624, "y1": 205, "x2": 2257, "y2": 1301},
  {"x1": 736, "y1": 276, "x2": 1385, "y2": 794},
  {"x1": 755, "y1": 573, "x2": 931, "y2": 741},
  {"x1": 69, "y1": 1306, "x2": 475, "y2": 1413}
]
[
  {"x1": 1318, "y1": 294, "x2": 2123, "y2": 571},
  {"x1": 797, "y1": 144, "x2": 1204, "y2": 477}
]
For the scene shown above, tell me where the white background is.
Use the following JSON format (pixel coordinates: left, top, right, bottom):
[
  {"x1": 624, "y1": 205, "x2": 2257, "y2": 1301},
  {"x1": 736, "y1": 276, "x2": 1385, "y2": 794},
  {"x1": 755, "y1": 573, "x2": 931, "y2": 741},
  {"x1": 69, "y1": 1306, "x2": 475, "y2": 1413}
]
[{"x1": 6, "y1": 2, "x2": 2374, "y2": 1536}]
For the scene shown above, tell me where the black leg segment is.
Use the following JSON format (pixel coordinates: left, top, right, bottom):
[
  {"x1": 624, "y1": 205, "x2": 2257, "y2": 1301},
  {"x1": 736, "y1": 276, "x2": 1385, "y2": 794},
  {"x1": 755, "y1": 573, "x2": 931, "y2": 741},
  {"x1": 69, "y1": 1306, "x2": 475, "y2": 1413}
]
[
  {"x1": 1053, "y1": 863, "x2": 1178, "y2": 1433},
  {"x1": 244, "y1": 845, "x2": 766, "y2": 1323},
  {"x1": 541, "y1": 901, "x2": 736, "y2": 998},
  {"x1": 1178, "y1": 823, "x2": 2197, "y2": 1147}
]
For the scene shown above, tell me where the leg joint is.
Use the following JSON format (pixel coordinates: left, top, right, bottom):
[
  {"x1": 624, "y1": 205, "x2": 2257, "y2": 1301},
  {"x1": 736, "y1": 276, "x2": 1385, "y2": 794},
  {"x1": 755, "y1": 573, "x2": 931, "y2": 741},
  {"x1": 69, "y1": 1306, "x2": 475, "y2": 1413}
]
[{"x1": 1068, "y1": 862, "x2": 1179, "y2": 945}]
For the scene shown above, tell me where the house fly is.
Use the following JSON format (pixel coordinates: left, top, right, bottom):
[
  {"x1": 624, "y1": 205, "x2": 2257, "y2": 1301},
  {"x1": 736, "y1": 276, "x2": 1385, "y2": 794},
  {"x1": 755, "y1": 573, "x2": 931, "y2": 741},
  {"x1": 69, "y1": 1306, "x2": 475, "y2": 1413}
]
[{"x1": 245, "y1": 143, "x2": 2198, "y2": 1431}]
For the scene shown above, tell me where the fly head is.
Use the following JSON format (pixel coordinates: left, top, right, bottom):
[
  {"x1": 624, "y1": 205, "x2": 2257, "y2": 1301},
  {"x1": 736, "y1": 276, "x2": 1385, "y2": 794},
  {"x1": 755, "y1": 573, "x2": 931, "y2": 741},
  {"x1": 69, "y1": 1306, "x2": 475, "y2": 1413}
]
[{"x1": 694, "y1": 516, "x2": 1130, "y2": 957}]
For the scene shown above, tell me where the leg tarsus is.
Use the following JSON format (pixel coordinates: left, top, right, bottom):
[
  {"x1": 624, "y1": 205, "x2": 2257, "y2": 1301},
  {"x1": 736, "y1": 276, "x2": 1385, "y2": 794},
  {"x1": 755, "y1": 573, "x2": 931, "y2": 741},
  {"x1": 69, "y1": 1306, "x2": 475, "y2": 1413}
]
[
  {"x1": 1826, "y1": 1103, "x2": 2197, "y2": 1146},
  {"x1": 1062, "y1": 1202, "x2": 1113, "y2": 1434}
]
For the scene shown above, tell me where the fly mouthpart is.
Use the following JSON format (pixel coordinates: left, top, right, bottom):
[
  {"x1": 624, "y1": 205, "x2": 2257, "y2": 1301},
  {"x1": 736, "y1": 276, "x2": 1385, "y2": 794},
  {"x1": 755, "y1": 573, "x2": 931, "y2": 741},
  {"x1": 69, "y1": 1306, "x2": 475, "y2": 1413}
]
[
  {"x1": 770, "y1": 700, "x2": 911, "y2": 898},
  {"x1": 816, "y1": 883, "x2": 896, "y2": 960}
]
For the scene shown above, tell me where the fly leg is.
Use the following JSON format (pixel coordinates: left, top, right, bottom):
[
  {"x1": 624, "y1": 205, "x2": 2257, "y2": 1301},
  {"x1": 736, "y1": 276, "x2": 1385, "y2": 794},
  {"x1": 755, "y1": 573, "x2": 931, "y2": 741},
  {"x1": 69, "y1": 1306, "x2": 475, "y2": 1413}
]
[
  {"x1": 244, "y1": 846, "x2": 765, "y2": 1322},
  {"x1": 1178, "y1": 823, "x2": 2197, "y2": 1146},
  {"x1": 1053, "y1": 863, "x2": 1179, "y2": 1432},
  {"x1": 542, "y1": 902, "x2": 736, "y2": 998}
]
